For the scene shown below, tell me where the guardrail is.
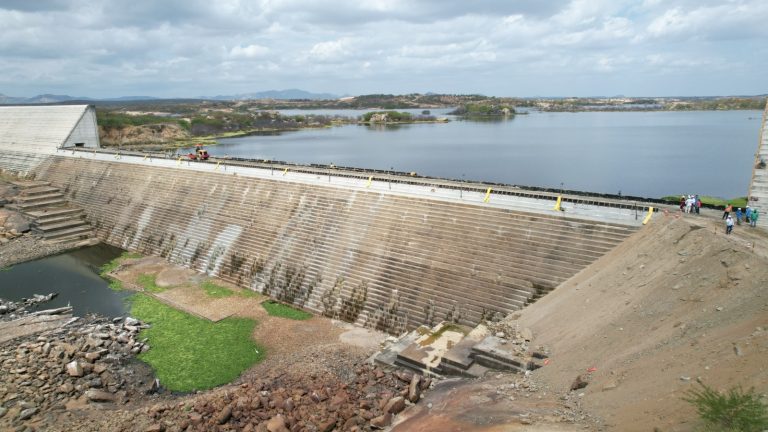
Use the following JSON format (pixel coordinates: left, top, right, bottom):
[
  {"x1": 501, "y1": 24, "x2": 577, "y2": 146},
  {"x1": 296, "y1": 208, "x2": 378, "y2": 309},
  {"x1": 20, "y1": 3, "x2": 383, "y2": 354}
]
[{"x1": 62, "y1": 146, "x2": 664, "y2": 213}]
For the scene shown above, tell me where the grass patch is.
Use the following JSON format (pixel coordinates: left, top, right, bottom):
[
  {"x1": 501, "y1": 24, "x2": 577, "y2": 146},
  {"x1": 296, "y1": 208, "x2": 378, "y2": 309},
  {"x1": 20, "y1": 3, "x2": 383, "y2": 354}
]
[
  {"x1": 261, "y1": 300, "x2": 312, "y2": 320},
  {"x1": 129, "y1": 294, "x2": 263, "y2": 392},
  {"x1": 238, "y1": 289, "x2": 260, "y2": 298},
  {"x1": 136, "y1": 273, "x2": 165, "y2": 293},
  {"x1": 0, "y1": 266, "x2": 12, "y2": 272},
  {"x1": 661, "y1": 195, "x2": 748, "y2": 209},
  {"x1": 201, "y1": 280, "x2": 234, "y2": 298},
  {"x1": 684, "y1": 383, "x2": 768, "y2": 431},
  {"x1": 108, "y1": 278, "x2": 124, "y2": 291}
]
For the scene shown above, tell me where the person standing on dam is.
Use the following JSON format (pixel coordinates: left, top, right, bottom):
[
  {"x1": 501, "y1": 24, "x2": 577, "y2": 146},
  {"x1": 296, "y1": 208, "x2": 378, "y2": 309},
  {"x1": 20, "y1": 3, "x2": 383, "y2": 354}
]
[
  {"x1": 722, "y1": 203, "x2": 733, "y2": 219},
  {"x1": 726, "y1": 214, "x2": 735, "y2": 234},
  {"x1": 736, "y1": 207, "x2": 743, "y2": 225},
  {"x1": 750, "y1": 209, "x2": 759, "y2": 227}
]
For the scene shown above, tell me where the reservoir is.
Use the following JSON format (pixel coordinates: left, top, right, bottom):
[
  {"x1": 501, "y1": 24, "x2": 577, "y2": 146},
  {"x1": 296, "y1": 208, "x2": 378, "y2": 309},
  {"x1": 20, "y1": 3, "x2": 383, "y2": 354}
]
[
  {"x1": 210, "y1": 110, "x2": 761, "y2": 199},
  {"x1": 0, "y1": 244, "x2": 129, "y2": 317}
]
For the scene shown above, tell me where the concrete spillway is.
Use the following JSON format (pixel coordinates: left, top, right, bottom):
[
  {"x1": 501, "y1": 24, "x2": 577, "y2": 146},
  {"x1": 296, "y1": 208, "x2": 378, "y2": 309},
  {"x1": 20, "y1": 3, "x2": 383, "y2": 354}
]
[
  {"x1": 2, "y1": 148, "x2": 643, "y2": 333},
  {"x1": 748, "y1": 99, "x2": 768, "y2": 211}
]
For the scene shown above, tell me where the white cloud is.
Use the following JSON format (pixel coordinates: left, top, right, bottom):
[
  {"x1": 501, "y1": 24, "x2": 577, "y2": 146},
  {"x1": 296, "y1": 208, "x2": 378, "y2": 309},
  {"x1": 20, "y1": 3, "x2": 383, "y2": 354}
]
[{"x1": 228, "y1": 44, "x2": 270, "y2": 59}]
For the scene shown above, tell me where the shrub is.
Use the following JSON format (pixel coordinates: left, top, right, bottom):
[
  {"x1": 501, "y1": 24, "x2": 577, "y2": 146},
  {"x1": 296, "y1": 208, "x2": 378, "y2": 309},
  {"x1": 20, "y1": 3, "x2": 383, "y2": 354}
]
[{"x1": 684, "y1": 383, "x2": 768, "y2": 432}]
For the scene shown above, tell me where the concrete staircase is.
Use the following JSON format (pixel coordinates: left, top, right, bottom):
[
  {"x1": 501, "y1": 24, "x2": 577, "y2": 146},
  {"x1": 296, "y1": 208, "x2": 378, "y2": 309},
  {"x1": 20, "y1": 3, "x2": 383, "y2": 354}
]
[
  {"x1": 29, "y1": 157, "x2": 638, "y2": 332},
  {"x1": 7, "y1": 180, "x2": 94, "y2": 243}
]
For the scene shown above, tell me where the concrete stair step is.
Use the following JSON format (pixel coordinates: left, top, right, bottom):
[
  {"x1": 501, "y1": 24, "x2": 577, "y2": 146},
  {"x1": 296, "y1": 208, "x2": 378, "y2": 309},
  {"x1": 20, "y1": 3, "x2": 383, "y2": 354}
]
[
  {"x1": 9, "y1": 180, "x2": 50, "y2": 189},
  {"x1": 31, "y1": 212, "x2": 85, "y2": 226},
  {"x1": 14, "y1": 198, "x2": 67, "y2": 210},
  {"x1": 42, "y1": 225, "x2": 93, "y2": 240},
  {"x1": 14, "y1": 192, "x2": 64, "y2": 203},
  {"x1": 26, "y1": 207, "x2": 84, "y2": 221},
  {"x1": 34, "y1": 219, "x2": 89, "y2": 233},
  {"x1": 20, "y1": 186, "x2": 61, "y2": 197}
]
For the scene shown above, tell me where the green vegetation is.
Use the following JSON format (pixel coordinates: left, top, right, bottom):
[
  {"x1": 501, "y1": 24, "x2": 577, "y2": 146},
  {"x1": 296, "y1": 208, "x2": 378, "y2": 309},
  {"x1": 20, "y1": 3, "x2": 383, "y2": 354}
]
[
  {"x1": 684, "y1": 383, "x2": 768, "y2": 432},
  {"x1": 136, "y1": 273, "x2": 165, "y2": 293},
  {"x1": 661, "y1": 195, "x2": 748, "y2": 209},
  {"x1": 0, "y1": 266, "x2": 12, "y2": 272},
  {"x1": 450, "y1": 103, "x2": 515, "y2": 116},
  {"x1": 361, "y1": 111, "x2": 414, "y2": 122},
  {"x1": 201, "y1": 280, "x2": 234, "y2": 298},
  {"x1": 261, "y1": 300, "x2": 312, "y2": 320},
  {"x1": 97, "y1": 111, "x2": 188, "y2": 130},
  {"x1": 99, "y1": 251, "x2": 142, "y2": 291},
  {"x1": 238, "y1": 289, "x2": 260, "y2": 298},
  {"x1": 129, "y1": 294, "x2": 263, "y2": 392},
  {"x1": 419, "y1": 323, "x2": 467, "y2": 346}
]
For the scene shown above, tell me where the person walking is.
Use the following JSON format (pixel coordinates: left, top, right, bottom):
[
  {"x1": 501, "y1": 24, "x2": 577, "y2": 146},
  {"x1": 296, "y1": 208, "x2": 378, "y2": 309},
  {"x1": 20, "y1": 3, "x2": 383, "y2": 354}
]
[
  {"x1": 736, "y1": 207, "x2": 743, "y2": 225},
  {"x1": 745, "y1": 206, "x2": 752, "y2": 223},
  {"x1": 726, "y1": 214, "x2": 735, "y2": 234},
  {"x1": 695, "y1": 195, "x2": 701, "y2": 214},
  {"x1": 722, "y1": 203, "x2": 733, "y2": 220},
  {"x1": 750, "y1": 209, "x2": 759, "y2": 227}
]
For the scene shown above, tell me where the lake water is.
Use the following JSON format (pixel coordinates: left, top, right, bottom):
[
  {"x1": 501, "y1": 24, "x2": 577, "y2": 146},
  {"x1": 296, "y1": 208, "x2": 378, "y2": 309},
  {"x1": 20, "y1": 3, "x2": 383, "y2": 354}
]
[
  {"x1": 0, "y1": 244, "x2": 129, "y2": 317},
  {"x1": 210, "y1": 110, "x2": 762, "y2": 199}
]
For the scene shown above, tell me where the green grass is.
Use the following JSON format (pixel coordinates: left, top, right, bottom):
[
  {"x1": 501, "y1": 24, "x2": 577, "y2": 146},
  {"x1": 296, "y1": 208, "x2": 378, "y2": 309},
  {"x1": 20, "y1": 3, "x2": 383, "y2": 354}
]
[
  {"x1": 684, "y1": 383, "x2": 768, "y2": 431},
  {"x1": 238, "y1": 289, "x2": 260, "y2": 298},
  {"x1": 261, "y1": 300, "x2": 312, "y2": 320},
  {"x1": 0, "y1": 266, "x2": 12, "y2": 272},
  {"x1": 129, "y1": 294, "x2": 263, "y2": 392},
  {"x1": 201, "y1": 280, "x2": 234, "y2": 298},
  {"x1": 107, "y1": 278, "x2": 124, "y2": 291},
  {"x1": 661, "y1": 195, "x2": 748, "y2": 209},
  {"x1": 136, "y1": 273, "x2": 165, "y2": 293}
]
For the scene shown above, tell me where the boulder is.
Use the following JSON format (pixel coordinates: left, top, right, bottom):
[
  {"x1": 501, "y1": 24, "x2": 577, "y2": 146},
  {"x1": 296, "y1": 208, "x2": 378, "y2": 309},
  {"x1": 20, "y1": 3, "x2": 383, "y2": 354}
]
[
  {"x1": 370, "y1": 413, "x2": 392, "y2": 429},
  {"x1": 66, "y1": 361, "x2": 83, "y2": 377},
  {"x1": 2, "y1": 212, "x2": 30, "y2": 233},
  {"x1": 85, "y1": 389, "x2": 116, "y2": 402},
  {"x1": 384, "y1": 396, "x2": 406, "y2": 414},
  {"x1": 266, "y1": 415, "x2": 289, "y2": 432}
]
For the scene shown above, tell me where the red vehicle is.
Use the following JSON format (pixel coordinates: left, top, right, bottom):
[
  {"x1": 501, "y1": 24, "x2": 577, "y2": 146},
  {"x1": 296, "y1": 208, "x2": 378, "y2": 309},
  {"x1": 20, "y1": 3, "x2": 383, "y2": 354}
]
[{"x1": 187, "y1": 144, "x2": 210, "y2": 160}]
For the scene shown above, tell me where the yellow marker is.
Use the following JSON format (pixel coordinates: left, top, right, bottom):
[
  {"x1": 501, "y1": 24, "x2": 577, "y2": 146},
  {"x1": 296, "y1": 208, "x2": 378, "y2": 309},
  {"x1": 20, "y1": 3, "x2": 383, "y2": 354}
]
[
  {"x1": 366, "y1": 175, "x2": 373, "y2": 188},
  {"x1": 283, "y1": 168, "x2": 289, "y2": 176},
  {"x1": 483, "y1": 187, "x2": 492, "y2": 203},
  {"x1": 215, "y1": 161, "x2": 222, "y2": 171},
  {"x1": 554, "y1": 196, "x2": 562, "y2": 211},
  {"x1": 177, "y1": 156, "x2": 183, "y2": 165},
  {"x1": 115, "y1": 153, "x2": 121, "y2": 160},
  {"x1": 642, "y1": 206, "x2": 654, "y2": 225},
  {"x1": 143, "y1": 154, "x2": 148, "y2": 160}
]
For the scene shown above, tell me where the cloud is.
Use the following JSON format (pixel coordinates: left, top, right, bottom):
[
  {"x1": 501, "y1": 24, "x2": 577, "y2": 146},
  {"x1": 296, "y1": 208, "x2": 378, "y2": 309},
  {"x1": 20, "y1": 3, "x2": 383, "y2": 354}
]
[
  {"x1": 228, "y1": 44, "x2": 270, "y2": 59},
  {"x1": 0, "y1": 0, "x2": 765, "y2": 97}
]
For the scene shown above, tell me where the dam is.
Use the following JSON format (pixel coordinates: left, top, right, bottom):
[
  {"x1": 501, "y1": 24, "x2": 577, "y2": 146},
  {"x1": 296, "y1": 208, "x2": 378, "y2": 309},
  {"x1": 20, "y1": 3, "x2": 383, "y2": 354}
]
[{"x1": 0, "y1": 105, "x2": 652, "y2": 333}]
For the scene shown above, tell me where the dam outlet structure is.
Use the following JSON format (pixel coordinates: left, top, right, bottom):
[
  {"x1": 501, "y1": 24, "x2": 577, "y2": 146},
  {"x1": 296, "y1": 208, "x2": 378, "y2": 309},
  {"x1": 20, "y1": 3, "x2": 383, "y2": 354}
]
[{"x1": 0, "y1": 105, "x2": 651, "y2": 334}]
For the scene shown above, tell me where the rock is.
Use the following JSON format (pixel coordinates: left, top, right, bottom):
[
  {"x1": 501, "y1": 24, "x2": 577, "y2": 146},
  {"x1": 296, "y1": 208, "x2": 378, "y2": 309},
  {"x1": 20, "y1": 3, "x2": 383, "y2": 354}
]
[
  {"x1": 370, "y1": 413, "x2": 392, "y2": 429},
  {"x1": 18, "y1": 407, "x2": 38, "y2": 420},
  {"x1": 85, "y1": 352, "x2": 101, "y2": 362},
  {"x1": 66, "y1": 360, "x2": 83, "y2": 377},
  {"x1": 0, "y1": 407, "x2": 7, "y2": 418},
  {"x1": 216, "y1": 405, "x2": 232, "y2": 424},
  {"x1": 602, "y1": 381, "x2": 618, "y2": 391},
  {"x1": 125, "y1": 317, "x2": 140, "y2": 326},
  {"x1": 189, "y1": 413, "x2": 203, "y2": 425},
  {"x1": 59, "y1": 383, "x2": 74, "y2": 394},
  {"x1": 408, "y1": 374, "x2": 421, "y2": 403},
  {"x1": 384, "y1": 396, "x2": 406, "y2": 414},
  {"x1": 317, "y1": 418, "x2": 337, "y2": 432},
  {"x1": 85, "y1": 389, "x2": 116, "y2": 402},
  {"x1": 266, "y1": 415, "x2": 289, "y2": 432},
  {"x1": 570, "y1": 375, "x2": 589, "y2": 391},
  {"x1": 145, "y1": 424, "x2": 165, "y2": 432}
]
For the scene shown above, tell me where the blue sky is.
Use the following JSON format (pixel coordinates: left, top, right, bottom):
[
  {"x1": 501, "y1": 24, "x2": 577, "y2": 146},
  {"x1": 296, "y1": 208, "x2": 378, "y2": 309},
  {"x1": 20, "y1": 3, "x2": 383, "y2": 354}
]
[{"x1": 1, "y1": 0, "x2": 766, "y2": 98}]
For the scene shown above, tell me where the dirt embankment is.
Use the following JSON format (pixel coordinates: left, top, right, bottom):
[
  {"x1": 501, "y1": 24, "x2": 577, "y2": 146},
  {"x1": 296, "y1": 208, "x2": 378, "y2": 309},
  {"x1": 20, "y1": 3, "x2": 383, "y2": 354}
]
[
  {"x1": 514, "y1": 217, "x2": 768, "y2": 431},
  {"x1": 99, "y1": 124, "x2": 189, "y2": 147}
]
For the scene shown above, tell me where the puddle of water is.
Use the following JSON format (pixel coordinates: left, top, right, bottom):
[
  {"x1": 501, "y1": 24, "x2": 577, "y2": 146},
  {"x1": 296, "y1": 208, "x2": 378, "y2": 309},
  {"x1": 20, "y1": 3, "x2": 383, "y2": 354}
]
[{"x1": 0, "y1": 243, "x2": 131, "y2": 317}]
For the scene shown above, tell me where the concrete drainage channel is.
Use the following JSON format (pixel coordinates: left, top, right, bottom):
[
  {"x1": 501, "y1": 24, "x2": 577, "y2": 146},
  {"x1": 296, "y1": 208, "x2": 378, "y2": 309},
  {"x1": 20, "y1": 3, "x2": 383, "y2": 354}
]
[{"x1": 375, "y1": 320, "x2": 547, "y2": 379}]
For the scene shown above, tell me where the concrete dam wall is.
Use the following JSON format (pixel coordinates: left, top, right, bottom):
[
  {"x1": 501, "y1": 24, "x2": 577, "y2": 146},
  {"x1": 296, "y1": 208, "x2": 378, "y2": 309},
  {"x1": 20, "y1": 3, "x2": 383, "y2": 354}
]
[{"x1": 4, "y1": 151, "x2": 640, "y2": 333}]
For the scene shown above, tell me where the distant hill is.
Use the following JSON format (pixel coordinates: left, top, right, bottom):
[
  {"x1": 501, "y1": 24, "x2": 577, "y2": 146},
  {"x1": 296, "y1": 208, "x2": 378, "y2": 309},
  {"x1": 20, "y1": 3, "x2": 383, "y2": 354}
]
[
  {"x1": 0, "y1": 93, "x2": 163, "y2": 104},
  {"x1": 205, "y1": 89, "x2": 340, "y2": 101}
]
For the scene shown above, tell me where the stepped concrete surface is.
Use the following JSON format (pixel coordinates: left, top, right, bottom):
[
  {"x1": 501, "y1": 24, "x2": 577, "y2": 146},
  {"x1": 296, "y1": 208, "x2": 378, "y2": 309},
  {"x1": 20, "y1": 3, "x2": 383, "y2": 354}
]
[
  {"x1": 7, "y1": 180, "x2": 94, "y2": 244},
  {"x1": 748, "y1": 99, "x2": 768, "y2": 220},
  {"x1": 1, "y1": 149, "x2": 645, "y2": 332}
]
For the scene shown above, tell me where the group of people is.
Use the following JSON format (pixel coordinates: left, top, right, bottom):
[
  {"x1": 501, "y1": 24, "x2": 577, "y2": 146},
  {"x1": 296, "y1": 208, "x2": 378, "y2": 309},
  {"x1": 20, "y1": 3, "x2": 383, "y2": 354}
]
[
  {"x1": 723, "y1": 204, "x2": 759, "y2": 234},
  {"x1": 679, "y1": 195, "x2": 701, "y2": 214}
]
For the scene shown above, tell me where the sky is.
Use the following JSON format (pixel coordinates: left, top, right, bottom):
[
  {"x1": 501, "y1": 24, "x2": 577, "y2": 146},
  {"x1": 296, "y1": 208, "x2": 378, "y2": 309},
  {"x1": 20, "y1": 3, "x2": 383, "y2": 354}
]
[{"x1": 1, "y1": 0, "x2": 766, "y2": 98}]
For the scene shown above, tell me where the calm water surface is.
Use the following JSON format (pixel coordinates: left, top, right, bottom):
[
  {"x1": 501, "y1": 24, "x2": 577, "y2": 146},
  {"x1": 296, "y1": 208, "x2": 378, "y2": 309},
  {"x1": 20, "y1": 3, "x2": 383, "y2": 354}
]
[
  {"x1": 0, "y1": 244, "x2": 129, "y2": 317},
  {"x1": 210, "y1": 110, "x2": 761, "y2": 198}
]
